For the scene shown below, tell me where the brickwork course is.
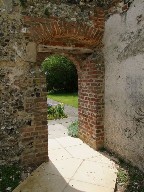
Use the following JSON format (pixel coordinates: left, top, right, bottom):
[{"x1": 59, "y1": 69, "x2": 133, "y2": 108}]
[{"x1": 1, "y1": 0, "x2": 143, "y2": 172}]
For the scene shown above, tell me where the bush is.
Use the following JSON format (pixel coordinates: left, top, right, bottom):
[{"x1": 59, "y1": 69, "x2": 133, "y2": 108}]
[
  {"x1": 67, "y1": 120, "x2": 78, "y2": 137},
  {"x1": 47, "y1": 103, "x2": 67, "y2": 120},
  {"x1": 42, "y1": 55, "x2": 78, "y2": 92}
]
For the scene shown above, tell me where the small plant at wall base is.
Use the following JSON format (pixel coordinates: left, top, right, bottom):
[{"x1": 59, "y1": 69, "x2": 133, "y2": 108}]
[
  {"x1": 67, "y1": 120, "x2": 78, "y2": 137},
  {"x1": 47, "y1": 103, "x2": 67, "y2": 120},
  {"x1": 116, "y1": 161, "x2": 144, "y2": 192},
  {"x1": 117, "y1": 168, "x2": 129, "y2": 184}
]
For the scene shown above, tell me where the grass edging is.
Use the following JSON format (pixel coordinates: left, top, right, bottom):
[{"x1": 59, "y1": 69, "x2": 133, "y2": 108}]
[{"x1": 47, "y1": 92, "x2": 78, "y2": 108}]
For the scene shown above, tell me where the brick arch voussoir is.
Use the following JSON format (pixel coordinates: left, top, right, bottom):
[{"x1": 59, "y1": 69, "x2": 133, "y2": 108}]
[
  {"x1": 55, "y1": 23, "x2": 102, "y2": 46},
  {"x1": 23, "y1": 16, "x2": 104, "y2": 48}
]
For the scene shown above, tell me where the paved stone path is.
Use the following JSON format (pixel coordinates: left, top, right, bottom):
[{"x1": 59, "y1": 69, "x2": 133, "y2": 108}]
[{"x1": 13, "y1": 99, "x2": 118, "y2": 192}]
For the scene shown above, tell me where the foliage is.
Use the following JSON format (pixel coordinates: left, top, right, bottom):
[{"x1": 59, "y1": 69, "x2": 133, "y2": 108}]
[
  {"x1": 42, "y1": 55, "x2": 78, "y2": 92},
  {"x1": 100, "y1": 150, "x2": 144, "y2": 192},
  {"x1": 0, "y1": 164, "x2": 21, "y2": 192},
  {"x1": 116, "y1": 160, "x2": 144, "y2": 192},
  {"x1": 48, "y1": 103, "x2": 67, "y2": 120},
  {"x1": 67, "y1": 120, "x2": 78, "y2": 137},
  {"x1": 48, "y1": 92, "x2": 78, "y2": 108},
  {"x1": 117, "y1": 168, "x2": 129, "y2": 184}
]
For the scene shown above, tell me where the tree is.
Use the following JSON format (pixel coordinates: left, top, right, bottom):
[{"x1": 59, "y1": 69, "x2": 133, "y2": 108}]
[{"x1": 42, "y1": 55, "x2": 78, "y2": 92}]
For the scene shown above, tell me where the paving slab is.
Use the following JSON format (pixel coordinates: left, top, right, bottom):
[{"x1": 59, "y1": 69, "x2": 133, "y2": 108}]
[
  {"x1": 42, "y1": 159, "x2": 83, "y2": 179},
  {"x1": 49, "y1": 117, "x2": 78, "y2": 126},
  {"x1": 63, "y1": 179, "x2": 115, "y2": 192},
  {"x1": 48, "y1": 148, "x2": 72, "y2": 161},
  {"x1": 48, "y1": 139, "x2": 63, "y2": 150},
  {"x1": 72, "y1": 160, "x2": 117, "y2": 187},
  {"x1": 49, "y1": 124, "x2": 68, "y2": 138},
  {"x1": 13, "y1": 163, "x2": 70, "y2": 192},
  {"x1": 56, "y1": 136, "x2": 83, "y2": 148},
  {"x1": 65, "y1": 143, "x2": 101, "y2": 159},
  {"x1": 86, "y1": 156, "x2": 116, "y2": 167}
]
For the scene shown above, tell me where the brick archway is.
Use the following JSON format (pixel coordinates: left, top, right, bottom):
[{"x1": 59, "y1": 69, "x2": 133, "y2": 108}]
[{"x1": 21, "y1": 14, "x2": 105, "y2": 166}]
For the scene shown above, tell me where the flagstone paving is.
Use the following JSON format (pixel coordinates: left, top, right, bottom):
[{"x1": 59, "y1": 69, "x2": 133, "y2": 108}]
[{"x1": 13, "y1": 100, "x2": 118, "y2": 192}]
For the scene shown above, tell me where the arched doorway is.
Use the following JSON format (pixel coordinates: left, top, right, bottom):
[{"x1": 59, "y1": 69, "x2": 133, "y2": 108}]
[{"x1": 20, "y1": 16, "x2": 105, "y2": 167}]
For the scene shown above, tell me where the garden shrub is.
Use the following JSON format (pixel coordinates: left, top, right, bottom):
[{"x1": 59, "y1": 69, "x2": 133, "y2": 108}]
[
  {"x1": 42, "y1": 55, "x2": 78, "y2": 92},
  {"x1": 67, "y1": 120, "x2": 78, "y2": 137},
  {"x1": 48, "y1": 103, "x2": 67, "y2": 120}
]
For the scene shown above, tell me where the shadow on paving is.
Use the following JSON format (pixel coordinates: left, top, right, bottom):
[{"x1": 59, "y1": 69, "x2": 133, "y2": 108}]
[{"x1": 13, "y1": 160, "x2": 84, "y2": 192}]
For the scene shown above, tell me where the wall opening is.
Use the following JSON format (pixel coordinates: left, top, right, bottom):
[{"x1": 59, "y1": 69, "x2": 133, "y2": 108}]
[
  {"x1": 37, "y1": 50, "x2": 104, "y2": 164},
  {"x1": 42, "y1": 54, "x2": 78, "y2": 94},
  {"x1": 42, "y1": 54, "x2": 79, "y2": 139}
]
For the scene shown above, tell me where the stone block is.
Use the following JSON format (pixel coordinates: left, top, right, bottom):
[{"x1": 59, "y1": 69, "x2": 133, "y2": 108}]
[{"x1": 25, "y1": 42, "x2": 37, "y2": 62}]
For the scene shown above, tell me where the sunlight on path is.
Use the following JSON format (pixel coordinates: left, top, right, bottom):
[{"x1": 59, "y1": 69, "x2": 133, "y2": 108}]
[{"x1": 13, "y1": 100, "x2": 118, "y2": 192}]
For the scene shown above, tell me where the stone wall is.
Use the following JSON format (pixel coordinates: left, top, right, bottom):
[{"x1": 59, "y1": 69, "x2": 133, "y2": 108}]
[
  {"x1": 0, "y1": 0, "x2": 49, "y2": 166},
  {"x1": 0, "y1": 60, "x2": 25, "y2": 164},
  {"x1": 0, "y1": 0, "x2": 105, "y2": 167},
  {"x1": 103, "y1": 0, "x2": 144, "y2": 171},
  {"x1": 0, "y1": 58, "x2": 48, "y2": 166},
  {"x1": 1, "y1": 0, "x2": 143, "y2": 172}
]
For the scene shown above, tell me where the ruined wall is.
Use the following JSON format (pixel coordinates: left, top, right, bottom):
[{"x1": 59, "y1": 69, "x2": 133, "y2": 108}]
[
  {"x1": 0, "y1": 1, "x2": 49, "y2": 166},
  {"x1": 0, "y1": 56, "x2": 48, "y2": 167},
  {"x1": 1, "y1": 0, "x2": 142, "y2": 171},
  {"x1": 0, "y1": 0, "x2": 105, "y2": 166},
  {"x1": 103, "y1": 0, "x2": 144, "y2": 171},
  {"x1": 0, "y1": 60, "x2": 27, "y2": 164}
]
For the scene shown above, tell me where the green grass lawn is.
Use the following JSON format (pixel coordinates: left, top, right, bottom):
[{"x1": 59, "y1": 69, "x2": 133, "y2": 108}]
[{"x1": 47, "y1": 92, "x2": 78, "y2": 108}]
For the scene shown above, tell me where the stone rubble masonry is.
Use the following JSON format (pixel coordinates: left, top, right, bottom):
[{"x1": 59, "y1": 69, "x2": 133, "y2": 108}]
[
  {"x1": 0, "y1": 0, "x2": 135, "y2": 169},
  {"x1": 0, "y1": 59, "x2": 48, "y2": 167},
  {"x1": 20, "y1": 66, "x2": 48, "y2": 167}
]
